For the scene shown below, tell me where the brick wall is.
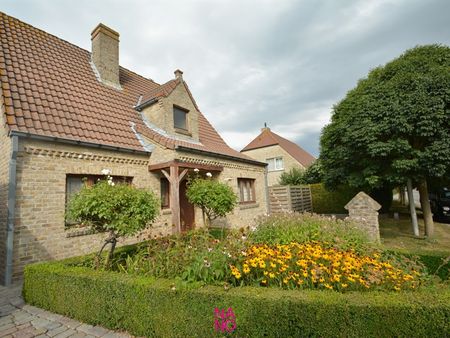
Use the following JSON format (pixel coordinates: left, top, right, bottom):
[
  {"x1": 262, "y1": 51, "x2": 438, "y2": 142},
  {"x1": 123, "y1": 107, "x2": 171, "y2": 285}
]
[
  {"x1": 142, "y1": 81, "x2": 200, "y2": 142},
  {"x1": 241, "y1": 144, "x2": 305, "y2": 186},
  {"x1": 9, "y1": 138, "x2": 267, "y2": 281},
  {"x1": 0, "y1": 103, "x2": 11, "y2": 283}
]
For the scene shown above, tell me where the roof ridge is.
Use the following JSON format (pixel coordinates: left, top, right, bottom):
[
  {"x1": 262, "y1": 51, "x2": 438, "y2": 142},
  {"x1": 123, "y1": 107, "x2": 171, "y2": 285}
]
[{"x1": 0, "y1": 11, "x2": 159, "y2": 87}]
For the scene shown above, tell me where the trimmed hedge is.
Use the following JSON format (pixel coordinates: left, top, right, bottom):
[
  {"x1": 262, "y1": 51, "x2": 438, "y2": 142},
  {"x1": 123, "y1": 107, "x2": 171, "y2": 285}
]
[
  {"x1": 310, "y1": 183, "x2": 358, "y2": 214},
  {"x1": 24, "y1": 261, "x2": 450, "y2": 338}
]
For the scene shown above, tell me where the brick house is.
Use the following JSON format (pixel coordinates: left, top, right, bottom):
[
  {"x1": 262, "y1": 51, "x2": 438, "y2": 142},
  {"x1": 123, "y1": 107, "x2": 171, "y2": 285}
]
[
  {"x1": 241, "y1": 126, "x2": 315, "y2": 186},
  {"x1": 0, "y1": 12, "x2": 268, "y2": 285}
]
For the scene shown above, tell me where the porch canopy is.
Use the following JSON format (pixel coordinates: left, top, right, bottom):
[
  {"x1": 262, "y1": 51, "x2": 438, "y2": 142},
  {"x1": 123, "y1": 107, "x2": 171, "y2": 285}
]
[{"x1": 149, "y1": 159, "x2": 223, "y2": 233}]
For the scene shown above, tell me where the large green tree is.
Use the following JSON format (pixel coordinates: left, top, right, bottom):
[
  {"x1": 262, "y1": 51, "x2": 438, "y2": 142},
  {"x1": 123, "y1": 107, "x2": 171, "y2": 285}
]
[{"x1": 320, "y1": 45, "x2": 450, "y2": 237}]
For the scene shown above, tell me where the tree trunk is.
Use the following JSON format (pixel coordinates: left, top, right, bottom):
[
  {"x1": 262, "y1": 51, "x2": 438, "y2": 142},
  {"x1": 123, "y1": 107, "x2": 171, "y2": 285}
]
[
  {"x1": 406, "y1": 179, "x2": 419, "y2": 237},
  {"x1": 417, "y1": 179, "x2": 434, "y2": 238}
]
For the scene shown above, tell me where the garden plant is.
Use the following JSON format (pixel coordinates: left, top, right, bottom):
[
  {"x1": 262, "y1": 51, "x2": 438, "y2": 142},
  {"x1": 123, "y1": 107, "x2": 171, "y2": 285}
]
[{"x1": 66, "y1": 172, "x2": 159, "y2": 266}]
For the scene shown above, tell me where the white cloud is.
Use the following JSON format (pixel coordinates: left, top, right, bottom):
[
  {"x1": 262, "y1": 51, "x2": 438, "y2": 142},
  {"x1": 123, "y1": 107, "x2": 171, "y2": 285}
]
[{"x1": 2, "y1": 0, "x2": 449, "y2": 157}]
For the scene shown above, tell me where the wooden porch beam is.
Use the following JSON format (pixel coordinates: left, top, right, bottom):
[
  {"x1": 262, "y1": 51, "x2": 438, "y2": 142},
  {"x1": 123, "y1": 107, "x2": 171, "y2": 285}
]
[{"x1": 149, "y1": 159, "x2": 223, "y2": 172}]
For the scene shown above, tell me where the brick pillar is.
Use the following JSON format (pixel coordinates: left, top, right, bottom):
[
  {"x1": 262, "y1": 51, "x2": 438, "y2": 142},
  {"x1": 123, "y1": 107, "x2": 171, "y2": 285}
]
[{"x1": 344, "y1": 192, "x2": 381, "y2": 243}]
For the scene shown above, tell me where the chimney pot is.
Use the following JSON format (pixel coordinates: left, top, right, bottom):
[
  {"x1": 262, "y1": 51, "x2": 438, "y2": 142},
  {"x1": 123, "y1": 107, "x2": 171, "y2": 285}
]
[
  {"x1": 174, "y1": 69, "x2": 183, "y2": 80},
  {"x1": 91, "y1": 23, "x2": 121, "y2": 89}
]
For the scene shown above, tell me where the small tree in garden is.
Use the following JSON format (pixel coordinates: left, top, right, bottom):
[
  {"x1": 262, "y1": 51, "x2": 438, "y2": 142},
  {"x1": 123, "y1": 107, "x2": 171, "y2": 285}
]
[
  {"x1": 186, "y1": 173, "x2": 238, "y2": 227},
  {"x1": 66, "y1": 174, "x2": 159, "y2": 267},
  {"x1": 279, "y1": 167, "x2": 305, "y2": 186}
]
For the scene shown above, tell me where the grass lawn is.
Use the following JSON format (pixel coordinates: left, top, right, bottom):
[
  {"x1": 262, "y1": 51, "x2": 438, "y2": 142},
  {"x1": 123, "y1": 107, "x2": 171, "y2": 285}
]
[{"x1": 380, "y1": 215, "x2": 450, "y2": 255}]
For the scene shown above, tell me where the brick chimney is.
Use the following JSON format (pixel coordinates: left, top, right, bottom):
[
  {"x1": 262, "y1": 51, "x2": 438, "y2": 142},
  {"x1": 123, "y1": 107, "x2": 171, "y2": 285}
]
[
  {"x1": 174, "y1": 69, "x2": 183, "y2": 80},
  {"x1": 91, "y1": 23, "x2": 121, "y2": 89}
]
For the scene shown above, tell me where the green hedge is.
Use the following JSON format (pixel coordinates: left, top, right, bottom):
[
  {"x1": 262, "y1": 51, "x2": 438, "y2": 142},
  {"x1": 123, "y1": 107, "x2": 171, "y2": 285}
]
[
  {"x1": 310, "y1": 183, "x2": 358, "y2": 214},
  {"x1": 24, "y1": 261, "x2": 450, "y2": 338}
]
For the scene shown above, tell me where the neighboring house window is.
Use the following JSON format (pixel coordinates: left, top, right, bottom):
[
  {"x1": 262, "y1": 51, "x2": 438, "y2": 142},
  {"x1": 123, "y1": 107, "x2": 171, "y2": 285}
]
[
  {"x1": 65, "y1": 174, "x2": 132, "y2": 224},
  {"x1": 160, "y1": 177, "x2": 170, "y2": 209},
  {"x1": 173, "y1": 106, "x2": 188, "y2": 130},
  {"x1": 266, "y1": 157, "x2": 284, "y2": 171},
  {"x1": 238, "y1": 178, "x2": 255, "y2": 203}
]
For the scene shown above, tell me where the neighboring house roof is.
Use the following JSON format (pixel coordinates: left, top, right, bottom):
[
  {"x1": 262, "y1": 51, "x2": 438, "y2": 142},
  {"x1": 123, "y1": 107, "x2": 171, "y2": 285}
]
[
  {"x1": 0, "y1": 12, "x2": 260, "y2": 164},
  {"x1": 241, "y1": 128, "x2": 316, "y2": 167}
]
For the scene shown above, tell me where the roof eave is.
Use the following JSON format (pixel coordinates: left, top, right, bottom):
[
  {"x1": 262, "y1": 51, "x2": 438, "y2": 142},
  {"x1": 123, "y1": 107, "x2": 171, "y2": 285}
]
[
  {"x1": 9, "y1": 130, "x2": 151, "y2": 156},
  {"x1": 175, "y1": 145, "x2": 267, "y2": 167}
]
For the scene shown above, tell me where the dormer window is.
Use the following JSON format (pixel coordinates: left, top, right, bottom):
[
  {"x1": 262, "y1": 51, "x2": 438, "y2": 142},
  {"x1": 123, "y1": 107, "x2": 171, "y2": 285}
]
[{"x1": 173, "y1": 106, "x2": 188, "y2": 130}]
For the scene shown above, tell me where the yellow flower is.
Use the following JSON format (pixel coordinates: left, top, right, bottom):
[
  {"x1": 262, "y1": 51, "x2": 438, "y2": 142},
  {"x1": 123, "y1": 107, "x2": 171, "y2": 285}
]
[
  {"x1": 269, "y1": 272, "x2": 275, "y2": 279},
  {"x1": 341, "y1": 283, "x2": 348, "y2": 288}
]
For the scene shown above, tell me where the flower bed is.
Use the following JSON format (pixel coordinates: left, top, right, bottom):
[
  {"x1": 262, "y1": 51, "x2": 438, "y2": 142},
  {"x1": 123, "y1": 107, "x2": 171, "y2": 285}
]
[{"x1": 231, "y1": 242, "x2": 424, "y2": 291}]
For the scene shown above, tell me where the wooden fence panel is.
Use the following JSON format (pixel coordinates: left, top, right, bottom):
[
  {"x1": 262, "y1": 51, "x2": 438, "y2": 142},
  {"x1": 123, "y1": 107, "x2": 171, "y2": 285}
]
[{"x1": 269, "y1": 185, "x2": 312, "y2": 213}]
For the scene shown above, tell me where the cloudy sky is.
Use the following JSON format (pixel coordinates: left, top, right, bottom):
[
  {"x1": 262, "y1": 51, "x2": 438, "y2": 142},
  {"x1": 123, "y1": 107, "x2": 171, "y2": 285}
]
[{"x1": 2, "y1": 0, "x2": 449, "y2": 156}]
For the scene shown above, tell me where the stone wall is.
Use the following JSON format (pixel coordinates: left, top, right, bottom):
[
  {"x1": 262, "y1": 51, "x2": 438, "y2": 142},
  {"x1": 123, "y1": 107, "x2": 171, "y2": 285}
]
[
  {"x1": 0, "y1": 103, "x2": 11, "y2": 283},
  {"x1": 241, "y1": 144, "x2": 304, "y2": 186},
  {"x1": 344, "y1": 192, "x2": 381, "y2": 243}
]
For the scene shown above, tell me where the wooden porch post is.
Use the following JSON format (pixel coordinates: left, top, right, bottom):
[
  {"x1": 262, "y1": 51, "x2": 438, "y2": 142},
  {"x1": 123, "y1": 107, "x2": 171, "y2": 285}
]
[{"x1": 161, "y1": 164, "x2": 188, "y2": 234}]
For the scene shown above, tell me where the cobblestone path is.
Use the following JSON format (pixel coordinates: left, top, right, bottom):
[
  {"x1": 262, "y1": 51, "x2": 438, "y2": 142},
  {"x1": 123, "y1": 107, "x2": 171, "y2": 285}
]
[{"x1": 0, "y1": 284, "x2": 133, "y2": 338}]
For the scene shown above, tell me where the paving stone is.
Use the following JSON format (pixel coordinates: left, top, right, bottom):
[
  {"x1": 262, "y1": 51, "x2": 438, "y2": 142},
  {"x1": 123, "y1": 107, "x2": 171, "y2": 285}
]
[
  {"x1": 101, "y1": 332, "x2": 131, "y2": 338},
  {"x1": 76, "y1": 324, "x2": 110, "y2": 336},
  {"x1": 21, "y1": 306, "x2": 45, "y2": 316},
  {"x1": 13, "y1": 315, "x2": 34, "y2": 326},
  {"x1": 68, "y1": 333, "x2": 87, "y2": 338},
  {"x1": 47, "y1": 325, "x2": 68, "y2": 337},
  {"x1": 8, "y1": 298, "x2": 24, "y2": 308},
  {"x1": 0, "y1": 305, "x2": 16, "y2": 316},
  {"x1": 0, "y1": 326, "x2": 18, "y2": 337},
  {"x1": 0, "y1": 322, "x2": 16, "y2": 332},
  {"x1": 53, "y1": 329, "x2": 77, "y2": 338},
  {"x1": 43, "y1": 321, "x2": 62, "y2": 331},
  {"x1": 58, "y1": 318, "x2": 81, "y2": 329},
  {"x1": 0, "y1": 316, "x2": 13, "y2": 326},
  {"x1": 31, "y1": 318, "x2": 52, "y2": 329},
  {"x1": 43, "y1": 313, "x2": 65, "y2": 322}
]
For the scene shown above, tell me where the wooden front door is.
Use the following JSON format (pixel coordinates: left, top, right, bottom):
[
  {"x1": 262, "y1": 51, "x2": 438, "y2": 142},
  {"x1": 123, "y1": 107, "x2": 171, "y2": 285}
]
[{"x1": 179, "y1": 179, "x2": 195, "y2": 232}]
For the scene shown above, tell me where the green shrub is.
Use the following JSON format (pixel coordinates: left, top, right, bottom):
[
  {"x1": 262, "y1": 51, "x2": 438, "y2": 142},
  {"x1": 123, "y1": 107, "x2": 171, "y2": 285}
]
[
  {"x1": 249, "y1": 213, "x2": 375, "y2": 253},
  {"x1": 66, "y1": 175, "x2": 159, "y2": 263},
  {"x1": 279, "y1": 167, "x2": 306, "y2": 185},
  {"x1": 24, "y1": 261, "x2": 450, "y2": 338},
  {"x1": 186, "y1": 177, "x2": 237, "y2": 227},
  {"x1": 310, "y1": 183, "x2": 358, "y2": 214}
]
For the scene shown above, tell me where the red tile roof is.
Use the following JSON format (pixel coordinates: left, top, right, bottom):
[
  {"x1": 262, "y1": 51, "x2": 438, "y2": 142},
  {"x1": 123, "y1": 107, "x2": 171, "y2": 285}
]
[
  {"x1": 0, "y1": 12, "x2": 261, "y2": 165},
  {"x1": 241, "y1": 128, "x2": 316, "y2": 167}
]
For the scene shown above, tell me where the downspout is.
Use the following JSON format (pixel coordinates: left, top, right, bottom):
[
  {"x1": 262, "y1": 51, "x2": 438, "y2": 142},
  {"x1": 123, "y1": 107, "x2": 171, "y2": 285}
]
[
  {"x1": 264, "y1": 165, "x2": 271, "y2": 215},
  {"x1": 5, "y1": 135, "x2": 18, "y2": 286}
]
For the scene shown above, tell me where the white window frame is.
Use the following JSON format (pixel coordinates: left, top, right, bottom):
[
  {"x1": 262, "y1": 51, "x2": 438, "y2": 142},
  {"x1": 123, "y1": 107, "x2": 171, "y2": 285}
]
[{"x1": 266, "y1": 157, "x2": 284, "y2": 171}]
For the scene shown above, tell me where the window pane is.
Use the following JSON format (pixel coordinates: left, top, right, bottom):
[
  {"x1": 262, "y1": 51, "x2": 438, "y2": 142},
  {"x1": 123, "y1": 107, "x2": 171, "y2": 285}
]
[
  {"x1": 275, "y1": 157, "x2": 283, "y2": 170},
  {"x1": 161, "y1": 178, "x2": 170, "y2": 208},
  {"x1": 174, "y1": 107, "x2": 187, "y2": 129},
  {"x1": 266, "y1": 158, "x2": 274, "y2": 171},
  {"x1": 238, "y1": 178, "x2": 255, "y2": 203}
]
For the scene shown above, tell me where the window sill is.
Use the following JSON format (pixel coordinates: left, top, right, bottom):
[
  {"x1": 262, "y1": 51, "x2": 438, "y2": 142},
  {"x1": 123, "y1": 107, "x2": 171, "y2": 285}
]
[
  {"x1": 239, "y1": 202, "x2": 259, "y2": 210},
  {"x1": 268, "y1": 169, "x2": 284, "y2": 172},
  {"x1": 174, "y1": 127, "x2": 192, "y2": 137}
]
